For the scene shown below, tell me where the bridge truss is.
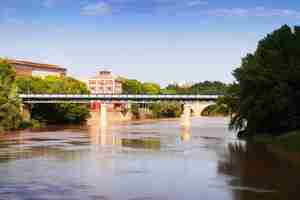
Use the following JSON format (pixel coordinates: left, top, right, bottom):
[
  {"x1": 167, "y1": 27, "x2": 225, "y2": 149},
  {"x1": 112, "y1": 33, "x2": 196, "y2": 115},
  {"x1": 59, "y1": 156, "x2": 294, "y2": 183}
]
[{"x1": 19, "y1": 94, "x2": 220, "y2": 104}]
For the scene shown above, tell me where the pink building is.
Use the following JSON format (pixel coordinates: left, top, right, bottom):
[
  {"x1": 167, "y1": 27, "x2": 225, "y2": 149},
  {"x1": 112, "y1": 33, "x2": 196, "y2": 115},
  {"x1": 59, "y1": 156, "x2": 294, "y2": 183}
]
[
  {"x1": 87, "y1": 70, "x2": 123, "y2": 111},
  {"x1": 87, "y1": 70, "x2": 122, "y2": 94}
]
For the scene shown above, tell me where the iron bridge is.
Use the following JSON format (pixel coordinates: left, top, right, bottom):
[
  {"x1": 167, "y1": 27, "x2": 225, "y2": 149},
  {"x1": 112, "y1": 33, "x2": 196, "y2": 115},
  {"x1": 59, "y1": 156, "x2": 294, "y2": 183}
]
[{"x1": 19, "y1": 94, "x2": 221, "y2": 104}]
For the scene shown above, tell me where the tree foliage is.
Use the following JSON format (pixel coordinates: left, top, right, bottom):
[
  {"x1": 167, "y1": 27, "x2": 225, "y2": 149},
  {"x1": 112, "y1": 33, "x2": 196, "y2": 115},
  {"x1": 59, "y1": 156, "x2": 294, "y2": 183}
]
[
  {"x1": 231, "y1": 25, "x2": 300, "y2": 135},
  {"x1": 122, "y1": 78, "x2": 228, "y2": 95},
  {"x1": 190, "y1": 81, "x2": 228, "y2": 95},
  {"x1": 201, "y1": 104, "x2": 229, "y2": 117},
  {"x1": 142, "y1": 82, "x2": 161, "y2": 94},
  {"x1": 122, "y1": 79, "x2": 143, "y2": 94},
  {"x1": 16, "y1": 76, "x2": 90, "y2": 124},
  {"x1": 0, "y1": 59, "x2": 22, "y2": 131},
  {"x1": 160, "y1": 88, "x2": 177, "y2": 94},
  {"x1": 121, "y1": 79, "x2": 161, "y2": 94},
  {"x1": 150, "y1": 102, "x2": 182, "y2": 118},
  {"x1": 165, "y1": 81, "x2": 229, "y2": 95}
]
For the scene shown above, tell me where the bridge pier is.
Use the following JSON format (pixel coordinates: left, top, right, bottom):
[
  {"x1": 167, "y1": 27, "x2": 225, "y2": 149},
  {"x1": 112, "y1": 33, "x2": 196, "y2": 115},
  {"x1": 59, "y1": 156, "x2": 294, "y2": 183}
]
[
  {"x1": 181, "y1": 104, "x2": 191, "y2": 128},
  {"x1": 100, "y1": 103, "x2": 108, "y2": 128},
  {"x1": 20, "y1": 104, "x2": 31, "y2": 121}
]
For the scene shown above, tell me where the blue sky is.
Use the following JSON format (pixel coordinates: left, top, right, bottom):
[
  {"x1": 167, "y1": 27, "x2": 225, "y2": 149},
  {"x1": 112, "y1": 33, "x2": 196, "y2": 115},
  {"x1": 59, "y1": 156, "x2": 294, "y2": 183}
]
[{"x1": 1, "y1": 0, "x2": 300, "y2": 85}]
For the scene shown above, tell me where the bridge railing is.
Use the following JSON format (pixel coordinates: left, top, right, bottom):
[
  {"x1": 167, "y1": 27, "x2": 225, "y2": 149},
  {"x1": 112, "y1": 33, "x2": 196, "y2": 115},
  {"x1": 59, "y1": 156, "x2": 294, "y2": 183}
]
[{"x1": 19, "y1": 94, "x2": 221, "y2": 100}]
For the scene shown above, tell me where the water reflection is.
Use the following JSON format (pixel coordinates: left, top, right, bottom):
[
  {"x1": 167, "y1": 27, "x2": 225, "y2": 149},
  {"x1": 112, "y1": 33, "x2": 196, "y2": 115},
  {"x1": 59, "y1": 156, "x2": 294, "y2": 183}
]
[
  {"x1": 180, "y1": 127, "x2": 191, "y2": 142},
  {"x1": 121, "y1": 138, "x2": 161, "y2": 150},
  {"x1": 1, "y1": 117, "x2": 300, "y2": 200},
  {"x1": 88, "y1": 125, "x2": 121, "y2": 146},
  {"x1": 88, "y1": 125, "x2": 161, "y2": 150},
  {"x1": 218, "y1": 141, "x2": 300, "y2": 200}
]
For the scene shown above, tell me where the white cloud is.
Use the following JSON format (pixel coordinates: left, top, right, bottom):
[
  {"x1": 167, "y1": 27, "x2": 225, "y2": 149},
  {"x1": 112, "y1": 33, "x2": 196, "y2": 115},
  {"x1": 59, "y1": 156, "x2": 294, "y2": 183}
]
[
  {"x1": 78, "y1": 0, "x2": 209, "y2": 16},
  {"x1": 207, "y1": 7, "x2": 300, "y2": 18},
  {"x1": 80, "y1": 1, "x2": 113, "y2": 16},
  {"x1": 208, "y1": 8, "x2": 248, "y2": 17},
  {"x1": 186, "y1": 0, "x2": 208, "y2": 7},
  {"x1": 75, "y1": 1, "x2": 300, "y2": 18}
]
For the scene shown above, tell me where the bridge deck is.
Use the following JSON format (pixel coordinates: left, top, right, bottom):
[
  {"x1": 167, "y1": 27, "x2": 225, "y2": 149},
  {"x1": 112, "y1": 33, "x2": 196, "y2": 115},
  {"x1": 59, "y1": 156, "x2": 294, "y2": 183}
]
[{"x1": 19, "y1": 94, "x2": 220, "y2": 103}]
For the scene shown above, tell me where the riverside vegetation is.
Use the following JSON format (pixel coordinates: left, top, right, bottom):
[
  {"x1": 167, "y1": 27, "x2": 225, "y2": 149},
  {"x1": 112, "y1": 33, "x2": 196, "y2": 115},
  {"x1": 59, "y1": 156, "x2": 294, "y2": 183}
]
[
  {"x1": 222, "y1": 25, "x2": 300, "y2": 152},
  {"x1": 117, "y1": 25, "x2": 300, "y2": 153},
  {"x1": 0, "y1": 59, "x2": 22, "y2": 132},
  {"x1": 16, "y1": 76, "x2": 90, "y2": 125},
  {"x1": 0, "y1": 59, "x2": 90, "y2": 133},
  {"x1": 0, "y1": 58, "x2": 229, "y2": 132},
  {"x1": 120, "y1": 78, "x2": 231, "y2": 119},
  {"x1": 3, "y1": 24, "x2": 299, "y2": 151}
]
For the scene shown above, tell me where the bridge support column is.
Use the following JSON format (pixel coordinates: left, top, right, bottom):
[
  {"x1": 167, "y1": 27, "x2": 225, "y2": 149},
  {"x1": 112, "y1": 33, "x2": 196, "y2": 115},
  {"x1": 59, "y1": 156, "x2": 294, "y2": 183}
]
[
  {"x1": 191, "y1": 102, "x2": 202, "y2": 116},
  {"x1": 20, "y1": 104, "x2": 31, "y2": 121},
  {"x1": 181, "y1": 104, "x2": 191, "y2": 128},
  {"x1": 100, "y1": 103, "x2": 108, "y2": 128}
]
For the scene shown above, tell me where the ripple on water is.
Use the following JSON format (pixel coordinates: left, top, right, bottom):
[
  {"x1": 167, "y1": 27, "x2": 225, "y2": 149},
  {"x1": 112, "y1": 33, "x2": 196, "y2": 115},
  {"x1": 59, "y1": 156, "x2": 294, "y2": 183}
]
[
  {"x1": 115, "y1": 169, "x2": 149, "y2": 176},
  {"x1": 129, "y1": 197, "x2": 154, "y2": 200},
  {"x1": 89, "y1": 195, "x2": 110, "y2": 200},
  {"x1": 1, "y1": 117, "x2": 299, "y2": 200},
  {"x1": 227, "y1": 186, "x2": 275, "y2": 193},
  {"x1": 0, "y1": 183, "x2": 101, "y2": 200}
]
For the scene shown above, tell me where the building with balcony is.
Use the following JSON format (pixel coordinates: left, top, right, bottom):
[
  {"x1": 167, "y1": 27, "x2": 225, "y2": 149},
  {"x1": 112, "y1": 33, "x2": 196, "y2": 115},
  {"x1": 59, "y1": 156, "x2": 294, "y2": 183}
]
[
  {"x1": 87, "y1": 70, "x2": 122, "y2": 94},
  {"x1": 87, "y1": 70, "x2": 124, "y2": 111},
  {"x1": 8, "y1": 59, "x2": 67, "y2": 77}
]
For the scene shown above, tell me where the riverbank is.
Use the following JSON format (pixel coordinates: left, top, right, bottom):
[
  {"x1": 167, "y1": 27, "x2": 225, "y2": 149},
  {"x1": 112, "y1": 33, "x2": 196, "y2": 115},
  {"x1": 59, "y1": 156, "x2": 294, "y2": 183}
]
[
  {"x1": 0, "y1": 116, "x2": 182, "y2": 137},
  {"x1": 253, "y1": 130, "x2": 300, "y2": 153}
]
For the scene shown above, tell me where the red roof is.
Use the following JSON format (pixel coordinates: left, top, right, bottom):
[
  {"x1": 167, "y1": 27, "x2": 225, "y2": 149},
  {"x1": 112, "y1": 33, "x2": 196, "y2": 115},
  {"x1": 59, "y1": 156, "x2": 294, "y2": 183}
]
[{"x1": 8, "y1": 59, "x2": 67, "y2": 71}]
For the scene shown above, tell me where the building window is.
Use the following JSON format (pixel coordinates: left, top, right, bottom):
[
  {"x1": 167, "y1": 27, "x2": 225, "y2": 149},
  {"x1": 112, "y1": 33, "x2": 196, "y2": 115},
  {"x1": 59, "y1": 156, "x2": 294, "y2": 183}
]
[
  {"x1": 89, "y1": 80, "x2": 96, "y2": 85},
  {"x1": 98, "y1": 80, "x2": 105, "y2": 85},
  {"x1": 88, "y1": 71, "x2": 122, "y2": 94},
  {"x1": 105, "y1": 80, "x2": 113, "y2": 84},
  {"x1": 107, "y1": 87, "x2": 112, "y2": 91}
]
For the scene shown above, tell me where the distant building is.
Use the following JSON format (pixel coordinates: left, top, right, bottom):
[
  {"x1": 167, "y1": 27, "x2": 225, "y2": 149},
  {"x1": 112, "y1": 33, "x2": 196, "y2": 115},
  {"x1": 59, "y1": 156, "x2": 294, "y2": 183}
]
[
  {"x1": 87, "y1": 70, "x2": 122, "y2": 94},
  {"x1": 8, "y1": 59, "x2": 67, "y2": 77},
  {"x1": 170, "y1": 81, "x2": 194, "y2": 88},
  {"x1": 178, "y1": 81, "x2": 194, "y2": 88},
  {"x1": 87, "y1": 70, "x2": 124, "y2": 112}
]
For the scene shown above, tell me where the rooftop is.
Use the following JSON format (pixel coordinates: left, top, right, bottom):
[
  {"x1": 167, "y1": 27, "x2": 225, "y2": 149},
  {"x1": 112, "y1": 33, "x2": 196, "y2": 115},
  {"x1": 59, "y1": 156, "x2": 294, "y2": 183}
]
[
  {"x1": 8, "y1": 59, "x2": 67, "y2": 71},
  {"x1": 89, "y1": 70, "x2": 118, "y2": 80}
]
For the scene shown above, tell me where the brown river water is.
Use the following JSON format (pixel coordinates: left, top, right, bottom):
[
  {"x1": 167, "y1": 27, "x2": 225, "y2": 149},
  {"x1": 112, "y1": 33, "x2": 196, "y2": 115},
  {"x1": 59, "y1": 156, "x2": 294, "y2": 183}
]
[{"x1": 0, "y1": 117, "x2": 300, "y2": 200}]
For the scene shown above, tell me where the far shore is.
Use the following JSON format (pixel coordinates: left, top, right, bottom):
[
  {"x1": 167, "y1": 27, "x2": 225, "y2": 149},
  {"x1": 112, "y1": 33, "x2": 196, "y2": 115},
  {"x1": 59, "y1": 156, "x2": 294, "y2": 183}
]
[{"x1": 0, "y1": 116, "x2": 230, "y2": 138}]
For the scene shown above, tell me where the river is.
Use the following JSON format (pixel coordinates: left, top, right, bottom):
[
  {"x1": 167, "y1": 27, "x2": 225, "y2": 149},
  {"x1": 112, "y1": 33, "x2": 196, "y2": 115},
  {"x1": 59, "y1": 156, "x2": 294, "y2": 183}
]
[{"x1": 0, "y1": 117, "x2": 299, "y2": 200}]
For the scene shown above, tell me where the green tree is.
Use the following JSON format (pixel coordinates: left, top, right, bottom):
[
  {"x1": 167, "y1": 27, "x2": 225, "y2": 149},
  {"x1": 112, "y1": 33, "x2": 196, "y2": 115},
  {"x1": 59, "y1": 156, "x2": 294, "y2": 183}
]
[
  {"x1": 122, "y1": 79, "x2": 143, "y2": 94},
  {"x1": 160, "y1": 88, "x2": 177, "y2": 95},
  {"x1": 164, "y1": 81, "x2": 229, "y2": 95},
  {"x1": 16, "y1": 76, "x2": 90, "y2": 124},
  {"x1": 0, "y1": 59, "x2": 22, "y2": 132},
  {"x1": 150, "y1": 102, "x2": 182, "y2": 118},
  {"x1": 231, "y1": 25, "x2": 300, "y2": 136},
  {"x1": 16, "y1": 76, "x2": 48, "y2": 94},
  {"x1": 190, "y1": 81, "x2": 228, "y2": 95},
  {"x1": 165, "y1": 84, "x2": 189, "y2": 94},
  {"x1": 142, "y1": 82, "x2": 161, "y2": 94}
]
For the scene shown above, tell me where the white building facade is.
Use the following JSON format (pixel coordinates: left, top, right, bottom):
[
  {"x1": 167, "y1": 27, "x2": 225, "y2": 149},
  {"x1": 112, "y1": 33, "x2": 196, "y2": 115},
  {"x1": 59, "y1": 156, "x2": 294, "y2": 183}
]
[{"x1": 87, "y1": 70, "x2": 122, "y2": 94}]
